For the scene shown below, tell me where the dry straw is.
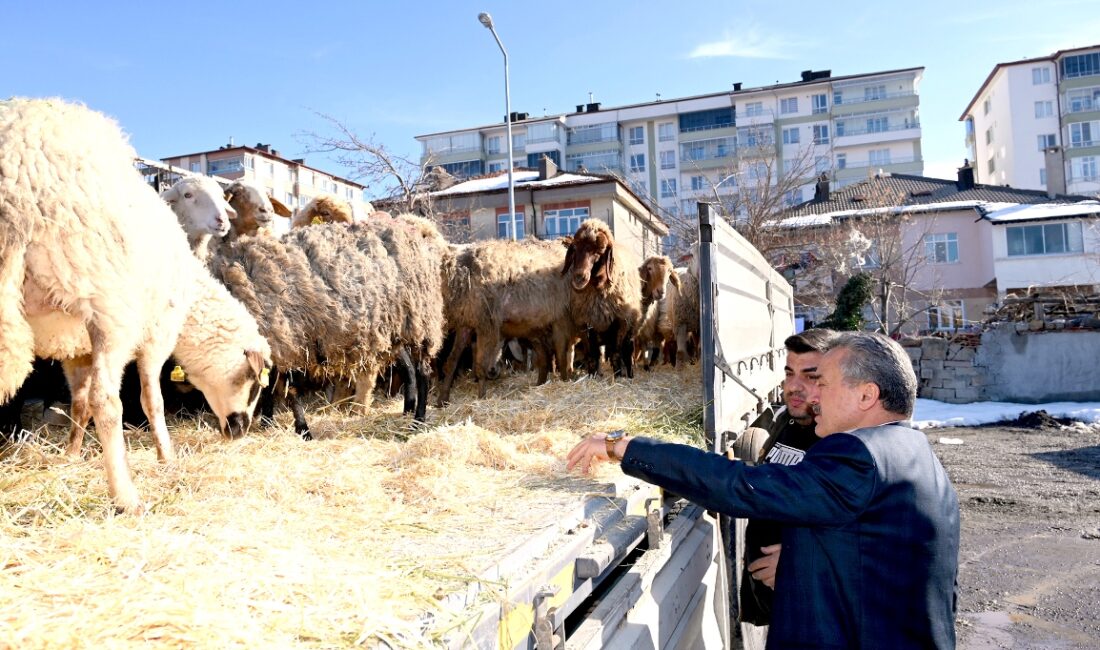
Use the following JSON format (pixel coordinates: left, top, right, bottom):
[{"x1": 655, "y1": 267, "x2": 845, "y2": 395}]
[{"x1": 0, "y1": 364, "x2": 703, "y2": 648}]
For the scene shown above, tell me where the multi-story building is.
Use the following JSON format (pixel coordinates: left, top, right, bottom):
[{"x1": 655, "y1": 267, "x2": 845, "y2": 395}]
[
  {"x1": 415, "y1": 67, "x2": 924, "y2": 226},
  {"x1": 961, "y1": 44, "x2": 1100, "y2": 196},
  {"x1": 161, "y1": 142, "x2": 372, "y2": 216}
]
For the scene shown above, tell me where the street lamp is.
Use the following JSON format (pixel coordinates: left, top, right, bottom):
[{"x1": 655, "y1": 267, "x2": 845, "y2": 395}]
[{"x1": 478, "y1": 12, "x2": 518, "y2": 240}]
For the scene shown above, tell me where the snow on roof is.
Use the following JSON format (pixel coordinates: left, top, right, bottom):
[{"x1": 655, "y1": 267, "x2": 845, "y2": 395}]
[
  {"x1": 431, "y1": 170, "x2": 607, "y2": 197},
  {"x1": 982, "y1": 200, "x2": 1100, "y2": 223}
]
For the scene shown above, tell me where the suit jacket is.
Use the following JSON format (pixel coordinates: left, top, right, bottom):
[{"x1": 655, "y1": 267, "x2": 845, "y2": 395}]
[{"x1": 621, "y1": 424, "x2": 959, "y2": 650}]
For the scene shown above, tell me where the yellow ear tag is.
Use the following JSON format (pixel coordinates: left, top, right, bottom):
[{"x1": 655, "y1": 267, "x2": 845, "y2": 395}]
[
  {"x1": 259, "y1": 367, "x2": 270, "y2": 387},
  {"x1": 170, "y1": 365, "x2": 187, "y2": 382},
  {"x1": 311, "y1": 216, "x2": 323, "y2": 225}
]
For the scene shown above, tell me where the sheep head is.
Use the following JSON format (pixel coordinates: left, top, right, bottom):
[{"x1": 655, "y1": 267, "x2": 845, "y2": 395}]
[
  {"x1": 161, "y1": 176, "x2": 236, "y2": 239},
  {"x1": 561, "y1": 219, "x2": 615, "y2": 291},
  {"x1": 291, "y1": 195, "x2": 354, "y2": 229},
  {"x1": 224, "y1": 180, "x2": 291, "y2": 238},
  {"x1": 639, "y1": 255, "x2": 679, "y2": 302}
]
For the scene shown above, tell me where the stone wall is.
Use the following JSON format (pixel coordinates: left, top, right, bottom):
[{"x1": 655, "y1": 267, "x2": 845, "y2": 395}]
[{"x1": 902, "y1": 337, "x2": 984, "y2": 404}]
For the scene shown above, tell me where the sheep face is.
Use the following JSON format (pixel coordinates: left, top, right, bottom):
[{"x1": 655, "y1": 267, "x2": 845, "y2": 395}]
[
  {"x1": 225, "y1": 181, "x2": 291, "y2": 238},
  {"x1": 291, "y1": 195, "x2": 353, "y2": 229},
  {"x1": 562, "y1": 221, "x2": 615, "y2": 291},
  {"x1": 639, "y1": 256, "x2": 679, "y2": 302},
  {"x1": 183, "y1": 349, "x2": 271, "y2": 439},
  {"x1": 162, "y1": 177, "x2": 236, "y2": 238}
]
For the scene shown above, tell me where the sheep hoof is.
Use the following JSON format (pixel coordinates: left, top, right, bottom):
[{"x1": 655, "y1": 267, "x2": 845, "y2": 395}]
[
  {"x1": 113, "y1": 499, "x2": 147, "y2": 517},
  {"x1": 299, "y1": 430, "x2": 313, "y2": 441}
]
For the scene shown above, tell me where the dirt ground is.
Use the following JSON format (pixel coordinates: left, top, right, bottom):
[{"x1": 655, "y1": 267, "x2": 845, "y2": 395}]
[{"x1": 926, "y1": 415, "x2": 1100, "y2": 649}]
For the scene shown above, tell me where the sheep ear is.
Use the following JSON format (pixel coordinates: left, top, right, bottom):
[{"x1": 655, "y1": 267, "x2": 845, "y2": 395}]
[
  {"x1": 160, "y1": 185, "x2": 179, "y2": 205},
  {"x1": 561, "y1": 243, "x2": 576, "y2": 276},
  {"x1": 602, "y1": 243, "x2": 615, "y2": 279},
  {"x1": 270, "y1": 197, "x2": 293, "y2": 218},
  {"x1": 245, "y1": 349, "x2": 265, "y2": 380},
  {"x1": 670, "y1": 270, "x2": 682, "y2": 289}
]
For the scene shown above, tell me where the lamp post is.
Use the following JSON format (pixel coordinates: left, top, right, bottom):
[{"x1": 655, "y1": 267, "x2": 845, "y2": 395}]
[{"x1": 478, "y1": 12, "x2": 518, "y2": 240}]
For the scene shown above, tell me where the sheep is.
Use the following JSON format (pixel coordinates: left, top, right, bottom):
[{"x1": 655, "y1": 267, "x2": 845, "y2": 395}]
[
  {"x1": 561, "y1": 219, "x2": 649, "y2": 378},
  {"x1": 0, "y1": 97, "x2": 272, "y2": 513},
  {"x1": 206, "y1": 216, "x2": 445, "y2": 436},
  {"x1": 674, "y1": 264, "x2": 701, "y2": 363},
  {"x1": 161, "y1": 175, "x2": 237, "y2": 258},
  {"x1": 435, "y1": 237, "x2": 578, "y2": 404},
  {"x1": 291, "y1": 194, "x2": 355, "y2": 229},
  {"x1": 223, "y1": 179, "x2": 292, "y2": 240},
  {"x1": 634, "y1": 256, "x2": 682, "y2": 369}
]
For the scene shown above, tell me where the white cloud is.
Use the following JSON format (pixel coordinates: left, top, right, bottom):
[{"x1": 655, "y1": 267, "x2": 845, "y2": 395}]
[{"x1": 688, "y1": 27, "x2": 805, "y2": 60}]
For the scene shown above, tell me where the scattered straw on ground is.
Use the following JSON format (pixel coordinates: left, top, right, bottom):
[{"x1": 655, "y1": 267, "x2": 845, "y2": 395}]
[{"x1": 0, "y1": 364, "x2": 703, "y2": 648}]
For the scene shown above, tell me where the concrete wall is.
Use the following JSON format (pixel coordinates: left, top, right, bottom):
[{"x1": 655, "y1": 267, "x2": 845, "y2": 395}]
[{"x1": 976, "y1": 327, "x2": 1100, "y2": 402}]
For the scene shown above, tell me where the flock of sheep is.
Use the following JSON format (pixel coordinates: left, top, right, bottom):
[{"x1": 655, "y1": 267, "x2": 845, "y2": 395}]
[{"x1": 0, "y1": 97, "x2": 701, "y2": 514}]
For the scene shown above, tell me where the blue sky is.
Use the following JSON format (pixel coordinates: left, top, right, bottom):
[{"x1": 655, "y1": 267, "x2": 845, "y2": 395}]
[{"x1": 4, "y1": 1, "x2": 1099, "y2": 198}]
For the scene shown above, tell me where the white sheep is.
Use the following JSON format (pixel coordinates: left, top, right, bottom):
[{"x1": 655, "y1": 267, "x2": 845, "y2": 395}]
[
  {"x1": 0, "y1": 97, "x2": 271, "y2": 514},
  {"x1": 161, "y1": 175, "x2": 237, "y2": 258}
]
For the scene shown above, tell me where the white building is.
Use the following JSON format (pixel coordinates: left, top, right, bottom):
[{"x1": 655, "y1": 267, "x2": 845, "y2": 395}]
[
  {"x1": 961, "y1": 44, "x2": 1100, "y2": 196},
  {"x1": 416, "y1": 67, "x2": 924, "y2": 228}
]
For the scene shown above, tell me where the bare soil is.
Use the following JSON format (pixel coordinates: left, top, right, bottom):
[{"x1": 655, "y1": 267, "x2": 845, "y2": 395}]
[{"x1": 927, "y1": 415, "x2": 1100, "y2": 649}]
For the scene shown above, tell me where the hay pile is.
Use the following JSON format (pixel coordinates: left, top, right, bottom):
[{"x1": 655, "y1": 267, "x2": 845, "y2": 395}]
[{"x1": 0, "y1": 365, "x2": 703, "y2": 648}]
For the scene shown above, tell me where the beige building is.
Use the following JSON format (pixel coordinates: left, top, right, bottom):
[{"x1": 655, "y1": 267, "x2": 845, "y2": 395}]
[
  {"x1": 427, "y1": 159, "x2": 667, "y2": 260},
  {"x1": 161, "y1": 142, "x2": 371, "y2": 216}
]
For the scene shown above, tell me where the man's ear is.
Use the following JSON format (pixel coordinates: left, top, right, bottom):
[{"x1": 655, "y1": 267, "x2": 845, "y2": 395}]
[{"x1": 857, "y1": 382, "x2": 880, "y2": 411}]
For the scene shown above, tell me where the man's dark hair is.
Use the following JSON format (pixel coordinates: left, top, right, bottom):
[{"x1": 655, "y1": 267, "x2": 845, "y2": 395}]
[
  {"x1": 831, "y1": 331, "x2": 917, "y2": 417},
  {"x1": 784, "y1": 328, "x2": 840, "y2": 355}
]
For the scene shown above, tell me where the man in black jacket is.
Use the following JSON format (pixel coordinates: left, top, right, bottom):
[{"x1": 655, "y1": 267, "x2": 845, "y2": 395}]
[
  {"x1": 740, "y1": 328, "x2": 839, "y2": 627},
  {"x1": 568, "y1": 331, "x2": 959, "y2": 649}
]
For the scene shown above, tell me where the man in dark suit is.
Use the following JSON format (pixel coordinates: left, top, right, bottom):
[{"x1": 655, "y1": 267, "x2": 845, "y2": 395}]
[{"x1": 568, "y1": 331, "x2": 960, "y2": 649}]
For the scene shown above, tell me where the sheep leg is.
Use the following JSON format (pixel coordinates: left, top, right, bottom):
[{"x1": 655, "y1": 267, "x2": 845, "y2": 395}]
[
  {"x1": 413, "y1": 353, "x2": 430, "y2": 424},
  {"x1": 286, "y1": 374, "x2": 312, "y2": 441},
  {"x1": 352, "y1": 361, "x2": 379, "y2": 414},
  {"x1": 473, "y1": 327, "x2": 502, "y2": 399},
  {"x1": 62, "y1": 356, "x2": 94, "y2": 459},
  {"x1": 551, "y1": 326, "x2": 575, "y2": 382},
  {"x1": 136, "y1": 353, "x2": 174, "y2": 463},
  {"x1": 395, "y1": 347, "x2": 417, "y2": 415},
  {"x1": 255, "y1": 367, "x2": 279, "y2": 426},
  {"x1": 533, "y1": 341, "x2": 550, "y2": 385},
  {"x1": 621, "y1": 334, "x2": 636, "y2": 379},
  {"x1": 585, "y1": 329, "x2": 602, "y2": 376},
  {"x1": 436, "y1": 327, "x2": 472, "y2": 407},
  {"x1": 86, "y1": 325, "x2": 142, "y2": 514},
  {"x1": 676, "y1": 324, "x2": 688, "y2": 366}
]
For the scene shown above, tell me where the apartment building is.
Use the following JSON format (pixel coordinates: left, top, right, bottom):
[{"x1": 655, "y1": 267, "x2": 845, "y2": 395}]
[
  {"x1": 415, "y1": 67, "x2": 924, "y2": 226},
  {"x1": 161, "y1": 142, "x2": 371, "y2": 216},
  {"x1": 961, "y1": 44, "x2": 1100, "y2": 195}
]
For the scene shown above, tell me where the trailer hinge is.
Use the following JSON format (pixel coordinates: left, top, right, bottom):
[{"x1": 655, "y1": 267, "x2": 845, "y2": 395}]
[
  {"x1": 645, "y1": 498, "x2": 663, "y2": 550},
  {"x1": 533, "y1": 585, "x2": 563, "y2": 650}
]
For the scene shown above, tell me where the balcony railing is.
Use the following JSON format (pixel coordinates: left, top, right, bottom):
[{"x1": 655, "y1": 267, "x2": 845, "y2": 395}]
[
  {"x1": 838, "y1": 155, "x2": 919, "y2": 170},
  {"x1": 833, "y1": 90, "x2": 916, "y2": 107},
  {"x1": 679, "y1": 122, "x2": 736, "y2": 134},
  {"x1": 835, "y1": 121, "x2": 920, "y2": 137},
  {"x1": 1069, "y1": 139, "x2": 1099, "y2": 148}
]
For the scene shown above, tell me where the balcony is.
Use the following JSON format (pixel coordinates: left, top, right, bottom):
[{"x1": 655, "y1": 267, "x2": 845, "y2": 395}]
[
  {"x1": 835, "y1": 121, "x2": 921, "y2": 148},
  {"x1": 836, "y1": 155, "x2": 920, "y2": 172},
  {"x1": 833, "y1": 90, "x2": 915, "y2": 107},
  {"x1": 1069, "y1": 139, "x2": 1099, "y2": 149}
]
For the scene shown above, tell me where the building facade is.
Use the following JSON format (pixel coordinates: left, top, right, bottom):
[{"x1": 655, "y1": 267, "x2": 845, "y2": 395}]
[
  {"x1": 416, "y1": 67, "x2": 924, "y2": 227},
  {"x1": 161, "y1": 142, "x2": 371, "y2": 216},
  {"x1": 961, "y1": 44, "x2": 1100, "y2": 196}
]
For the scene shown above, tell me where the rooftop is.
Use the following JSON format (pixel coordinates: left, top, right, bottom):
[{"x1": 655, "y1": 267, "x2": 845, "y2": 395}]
[{"x1": 959, "y1": 42, "x2": 1100, "y2": 120}]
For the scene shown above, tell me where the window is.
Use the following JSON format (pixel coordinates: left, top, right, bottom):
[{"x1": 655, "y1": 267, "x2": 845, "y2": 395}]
[
  {"x1": 857, "y1": 241, "x2": 882, "y2": 268},
  {"x1": 782, "y1": 127, "x2": 800, "y2": 145},
  {"x1": 865, "y1": 85, "x2": 886, "y2": 101},
  {"x1": 744, "y1": 102, "x2": 764, "y2": 117},
  {"x1": 189, "y1": 162, "x2": 201, "y2": 173},
  {"x1": 747, "y1": 162, "x2": 768, "y2": 181},
  {"x1": 928, "y1": 300, "x2": 965, "y2": 332},
  {"x1": 1070, "y1": 122, "x2": 1095, "y2": 147},
  {"x1": 488, "y1": 161, "x2": 505, "y2": 173},
  {"x1": 924, "y1": 232, "x2": 959, "y2": 264},
  {"x1": 566, "y1": 123, "x2": 619, "y2": 146},
  {"x1": 440, "y1": 160, "x2": 484, "y2": 178},
  {"x1": 815, "y1": 156, "x2": 830, "y2": 174},
  {"x1": 497, "y1": 211, "x2": 525, "y2": 239},
  {"x1": 286, "y1": 192, "x2": 295, "y2": 206},
  {"x1": 1035, "y1": 101, "x2": 1053, "y2": 118},
  {"x1": 812, "y1": 94, "x2": 828, "y2": 114},
  {"x1": 243, "y1": 157, "x2": 255, "y2": 170},
  {"x1": 1038, "y1": 133, "x2": 1057, "y2": 150},
  {"x1": 486, "y1": 136, "x2": 502, "y2": 154},
  {"x1": 985, "y1": 127, "x2": 994, "y2": 145},
  {"x1": 659, "y1": 150, "x2": 676, "y2": 169},
  {"x1": 1006, "y1": 222, "x2": 1084, "y2": 256},
  {"x1": 1072, "y1": 156, "x2": 1098, "y2": 180},
  {"x1": 869, "y1": 149, "x2": 891, "y2": 166},
  {"x1": 780, "y1": 97, "x2": 798, "y2": 114},
  {"x1": 658, "y1": 122, "x2": 675, "y2": 141},
  {"x1": 867, "y1": 116, "x2": 889, "y2": 133},
  {"x1": 512, "y1": 132, "x2": 526, "y2": 149},
  {"x1": 833, "y1": 90, "x2": 843, "y2": 106},
  {"x1": 660, "y1": 178, "x2": 677, "y2": 198},
  {"x1": 544, "y1": 206, "x2": 588, "y2": 237},
  {"x1": 628, "y1": 126, "x2": 644, "y2": 145},
  {"x1": 983, "y1": 99, "x2": 991, "y2": 115},
  {"x1": 737, "y1": 126, "x2": 773, "y2": 148},
  {"x1": 690, "y1": 175, "x2": 706, "y2": 191},
  {"x1": 812, "y1": 124, "x2": 829, "y2": 144},
  {"x1": 1061, "y1": 52, "x2": 1100, "y2": 79},
  {"x1": 207, "y1": 157, "x2": 244, "y2": 174},
  {"x1": 1067, "y1": 87, "x2": 1100, "y2": 113},
  {"x1": 629, "y1": 153, "x2": 646, "y2": 173},
  {"x1": 836, "y1": 153, "x2": 847, "y2": 170},
  {"x1": 679, "y1": 107, "x2": 734, "y2": 132},
  {"x1": 988, "y1": 157, "x2": 996, "y2": 174},
  {"x1": 1032, "y1": 67, "x2": 1051, "y2": 84},
  {"x1": 784, "y1": 188, "x2": 803, "y2": 206},
  {"x1": 1040, "y1": 168, "x2": 1047, "y2": 186}
]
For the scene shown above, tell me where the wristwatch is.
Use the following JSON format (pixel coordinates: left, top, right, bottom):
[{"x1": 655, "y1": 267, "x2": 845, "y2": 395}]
[{"x1": 605, "y1": 430, "x2": 626, "y2": 462}]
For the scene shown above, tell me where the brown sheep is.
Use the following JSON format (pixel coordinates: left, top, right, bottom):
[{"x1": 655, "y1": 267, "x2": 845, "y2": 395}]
[
  {"x1": 635, "y1": 256, "x2": 682, "y2": 369},
  {"x1": 437, "y1": 237, "x2": 577, "y2": 404},
  {"x1": 675, "y1": 265, "x2": 701, "y2": 363},
  {"x1": 562, "y1": 219, "x2": 647, "y2": 378},
  {"x1": 223, "y1": 179, "x2": 292, "y2": 240},
  {"x1": 290, "y1": 194, "x2": 355, "y2": 229}
]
